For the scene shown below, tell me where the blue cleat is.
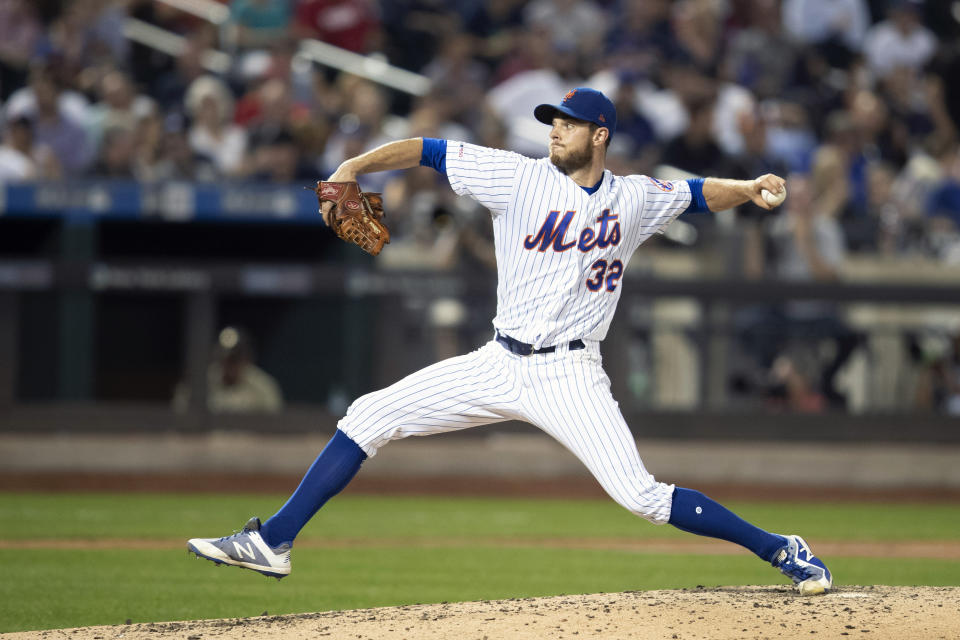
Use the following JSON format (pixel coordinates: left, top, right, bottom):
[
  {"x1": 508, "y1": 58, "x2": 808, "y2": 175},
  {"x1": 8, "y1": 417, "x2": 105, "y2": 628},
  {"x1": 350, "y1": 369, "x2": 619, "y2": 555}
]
[
  {"x1": 772, "y1": 534, "x2": 832, "y2": 595},
  {"x1": 187, "y1": 517, "x2": 291, "y2": 579}
]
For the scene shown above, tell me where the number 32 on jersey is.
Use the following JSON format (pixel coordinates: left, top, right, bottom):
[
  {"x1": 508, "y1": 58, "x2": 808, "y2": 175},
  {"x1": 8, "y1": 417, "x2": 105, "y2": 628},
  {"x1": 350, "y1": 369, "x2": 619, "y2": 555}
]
[{"x1": 586, "y1": 259, "x2": 623, "y2": 292}]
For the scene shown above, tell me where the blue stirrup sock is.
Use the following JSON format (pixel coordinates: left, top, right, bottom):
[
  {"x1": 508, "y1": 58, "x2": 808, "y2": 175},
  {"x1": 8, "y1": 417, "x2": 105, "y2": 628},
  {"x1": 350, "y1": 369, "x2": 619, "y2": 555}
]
[
  {"x1": 260, "y1": 429, "x2": 367, "y2": 548},
  {"x1": 668, "y1": 487, "x2": 786, "y2": 562}
]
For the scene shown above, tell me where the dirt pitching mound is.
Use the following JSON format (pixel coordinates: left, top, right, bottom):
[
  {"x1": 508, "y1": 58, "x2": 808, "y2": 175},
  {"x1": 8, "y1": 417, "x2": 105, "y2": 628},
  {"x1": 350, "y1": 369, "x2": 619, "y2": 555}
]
[{"x1": 6, "y1": 585, "x2": 958, "y2": 640}]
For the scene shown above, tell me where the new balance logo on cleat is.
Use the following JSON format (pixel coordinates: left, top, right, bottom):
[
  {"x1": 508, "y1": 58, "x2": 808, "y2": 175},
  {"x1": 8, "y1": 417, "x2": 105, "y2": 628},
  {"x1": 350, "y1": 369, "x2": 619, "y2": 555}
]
[
  {"x1": 772, "y1": 534, "x2": 833, "y2": 596},
  {"x1": 187, "y1": 517, "x2": 292, "y2": 579}
]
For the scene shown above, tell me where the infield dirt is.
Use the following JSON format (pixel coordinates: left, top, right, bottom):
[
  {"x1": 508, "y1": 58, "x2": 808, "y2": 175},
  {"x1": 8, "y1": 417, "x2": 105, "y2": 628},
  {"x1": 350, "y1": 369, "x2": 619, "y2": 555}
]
[{"x1": 5, "y1": 585, "x2": 958, "y2": 640}]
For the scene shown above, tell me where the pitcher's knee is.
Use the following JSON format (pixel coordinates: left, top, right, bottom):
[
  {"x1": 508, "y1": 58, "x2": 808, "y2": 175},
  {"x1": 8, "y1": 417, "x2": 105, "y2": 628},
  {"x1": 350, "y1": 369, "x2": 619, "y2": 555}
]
[
  {"x1": 338, "y1": 390, "x2": 438, "y2": 458},
  {"x1": 610, "y1": 480, "x2": 676, "y2": 525},
  {"x1": 337, "y1": 416, "x2": 410, "y2": 459},
  {"x1": 336, "y1": 394, "x2": 402, "y2": 458}
]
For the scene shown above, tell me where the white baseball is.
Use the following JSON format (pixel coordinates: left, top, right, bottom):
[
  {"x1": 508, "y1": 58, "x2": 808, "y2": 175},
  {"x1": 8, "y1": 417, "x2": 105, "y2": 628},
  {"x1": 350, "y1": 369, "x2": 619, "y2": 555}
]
[{"x1": 761, "y1": 187, "x2": 786, "y2": 207}]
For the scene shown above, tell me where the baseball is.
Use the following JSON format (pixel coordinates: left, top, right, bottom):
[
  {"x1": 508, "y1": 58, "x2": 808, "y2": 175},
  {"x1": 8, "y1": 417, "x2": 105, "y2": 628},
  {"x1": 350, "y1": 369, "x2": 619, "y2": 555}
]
[{"x1": 761, "y1": 187, "x2": 786, "y2": 207}]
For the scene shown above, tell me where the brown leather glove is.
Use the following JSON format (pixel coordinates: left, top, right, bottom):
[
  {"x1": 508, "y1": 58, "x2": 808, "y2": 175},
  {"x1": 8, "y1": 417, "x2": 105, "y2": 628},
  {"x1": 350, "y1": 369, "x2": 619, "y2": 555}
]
[{"x1": 312, "y1": 181, "x2": 390, "y2": 256}]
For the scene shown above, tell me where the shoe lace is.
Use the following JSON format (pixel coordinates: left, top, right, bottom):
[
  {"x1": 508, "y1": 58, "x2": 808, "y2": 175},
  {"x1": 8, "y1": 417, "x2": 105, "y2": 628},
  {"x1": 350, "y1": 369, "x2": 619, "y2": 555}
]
[
  {"x1": 216, "y1": 527, "x2": 250, "y2": 543},
  {"x1": 777, "y1": 555, "x2": 815, "y2": 581}
]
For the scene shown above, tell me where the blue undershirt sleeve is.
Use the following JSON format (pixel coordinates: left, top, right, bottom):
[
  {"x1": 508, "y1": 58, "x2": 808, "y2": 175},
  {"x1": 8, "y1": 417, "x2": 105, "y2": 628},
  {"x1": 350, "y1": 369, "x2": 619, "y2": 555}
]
[
  {"x1": 686, "y1": 178, "x2": 709, "y2": 213},
  {"x1": 419, "y1": 138, "x2": 448, "y2": 175}
]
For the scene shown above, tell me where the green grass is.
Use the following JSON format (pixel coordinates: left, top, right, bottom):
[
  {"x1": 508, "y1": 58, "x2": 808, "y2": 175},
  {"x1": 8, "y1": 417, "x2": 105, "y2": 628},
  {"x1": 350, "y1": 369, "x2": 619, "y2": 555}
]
[
  {"x1": 5, "y1": 494, "x2": 960, "y2": 542},
  {"x1": 0, "y1": 493, "x2": 958, "y2": 632}
]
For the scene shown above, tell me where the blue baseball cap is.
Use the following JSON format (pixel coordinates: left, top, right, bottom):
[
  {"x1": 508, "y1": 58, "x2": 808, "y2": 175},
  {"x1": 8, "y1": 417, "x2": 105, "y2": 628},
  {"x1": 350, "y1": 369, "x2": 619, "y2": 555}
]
[{"x1": 534, "y1": 87, "x2": 617, "y2": 138}]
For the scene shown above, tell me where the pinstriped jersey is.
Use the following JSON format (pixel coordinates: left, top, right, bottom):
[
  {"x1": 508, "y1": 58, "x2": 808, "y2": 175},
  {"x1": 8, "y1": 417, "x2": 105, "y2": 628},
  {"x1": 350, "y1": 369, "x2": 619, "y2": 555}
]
[{"x1": 445, "y1": 141, "x2": 693, "y2": 347}]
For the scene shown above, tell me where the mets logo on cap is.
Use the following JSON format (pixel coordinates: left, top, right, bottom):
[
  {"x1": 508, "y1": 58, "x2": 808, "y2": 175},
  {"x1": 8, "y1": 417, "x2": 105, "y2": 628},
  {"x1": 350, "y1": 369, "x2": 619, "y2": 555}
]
[{"x1": 563, "y1": 89, "x2": 578, "y2": 103}]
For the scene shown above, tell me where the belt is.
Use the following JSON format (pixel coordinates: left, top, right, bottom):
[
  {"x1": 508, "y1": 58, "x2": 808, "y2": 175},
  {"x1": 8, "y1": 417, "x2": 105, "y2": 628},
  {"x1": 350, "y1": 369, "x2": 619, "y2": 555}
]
[{"x1": 495, "y1": 331, "x2": 585, "y2": 356}]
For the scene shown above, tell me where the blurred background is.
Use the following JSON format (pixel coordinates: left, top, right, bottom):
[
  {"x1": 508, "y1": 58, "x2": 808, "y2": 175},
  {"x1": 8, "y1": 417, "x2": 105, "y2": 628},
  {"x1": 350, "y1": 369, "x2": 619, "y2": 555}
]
[{"x1": 1, "y1": 0, "x2": 959, "y2": 492}]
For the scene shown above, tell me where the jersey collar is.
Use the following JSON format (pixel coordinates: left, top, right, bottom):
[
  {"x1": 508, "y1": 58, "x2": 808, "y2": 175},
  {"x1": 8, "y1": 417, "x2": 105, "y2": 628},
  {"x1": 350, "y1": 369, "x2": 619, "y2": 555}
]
[{"x1": 580, "y1": 174, "x2": 604, "y2": 195}]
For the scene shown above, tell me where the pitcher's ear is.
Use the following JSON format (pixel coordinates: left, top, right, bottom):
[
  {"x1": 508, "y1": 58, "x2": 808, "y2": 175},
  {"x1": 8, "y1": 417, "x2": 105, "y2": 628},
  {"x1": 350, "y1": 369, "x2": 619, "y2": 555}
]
[{"x1": 594, "y1": 127, "x2": 609, "y2": 147}]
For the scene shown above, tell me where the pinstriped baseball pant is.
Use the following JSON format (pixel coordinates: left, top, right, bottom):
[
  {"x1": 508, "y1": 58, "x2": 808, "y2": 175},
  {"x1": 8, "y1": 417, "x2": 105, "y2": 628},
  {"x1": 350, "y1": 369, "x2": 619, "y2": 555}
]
[{"x1": 338, "y1": 340, "x2": 675, "y2": 524}]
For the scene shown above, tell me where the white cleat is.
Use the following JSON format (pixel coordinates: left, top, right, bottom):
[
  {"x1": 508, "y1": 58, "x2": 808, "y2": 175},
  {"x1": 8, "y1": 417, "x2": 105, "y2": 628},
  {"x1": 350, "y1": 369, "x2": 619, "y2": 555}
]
[
  {"x1": 187, "y1": 517, "x2": 291, "y2": 579},
  {"x1": 772, "y1": 534, "x2": 832, "y2": 595}
]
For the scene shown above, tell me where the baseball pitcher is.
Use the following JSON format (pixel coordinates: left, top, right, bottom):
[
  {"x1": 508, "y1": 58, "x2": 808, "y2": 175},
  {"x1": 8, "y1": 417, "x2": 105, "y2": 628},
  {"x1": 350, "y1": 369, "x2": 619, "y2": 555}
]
[{"x1": 188, "y1": 88, "x2": 832, "y2": 596}]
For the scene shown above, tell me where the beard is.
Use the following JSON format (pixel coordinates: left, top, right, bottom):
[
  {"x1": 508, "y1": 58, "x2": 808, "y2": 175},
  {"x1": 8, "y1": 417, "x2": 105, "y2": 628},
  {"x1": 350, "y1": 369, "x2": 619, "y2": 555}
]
[{"x1": 549, "y1": 140, "x2": 593, "y2": 175}]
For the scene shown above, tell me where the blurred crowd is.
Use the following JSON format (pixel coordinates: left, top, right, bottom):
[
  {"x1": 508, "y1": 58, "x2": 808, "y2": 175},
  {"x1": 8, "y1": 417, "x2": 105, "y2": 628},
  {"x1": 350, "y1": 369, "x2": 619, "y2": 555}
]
[
  {"x1": 0, "y1": 0, "x2": 957, "y2": 259},
  {"x1": 2, "y1": 0, "x2": 960, "y2": 413}
]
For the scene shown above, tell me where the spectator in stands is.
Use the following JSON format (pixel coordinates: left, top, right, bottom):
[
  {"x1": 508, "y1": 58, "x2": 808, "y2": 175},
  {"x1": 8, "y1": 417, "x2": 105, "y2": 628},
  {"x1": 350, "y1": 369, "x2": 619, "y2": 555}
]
[
  {"x1": 152, "y1": 26, "x2": 217, "y2": 111},
  {"x1": 87, "y1": 0, "x2": 130, "y2": 66},
  {"x1": 730, "y1": 109, "x2": 791, "y2": 207},
  {"x1": 380, "y1": 1, "x2": 462, "y2": 73},
  {"x1": 523, "y1": 0, "x2": 608, "y2": 59},
  {"x1": 184, "y1": 75, "x2": 248, "y2": 177},
  {"x1": 866, "y1": 160, "x2": 924, "y2": 256},
  {"x1": 173, "y1": 326, "x2": 284, "y2": 414},
  {"x1": 878, "y1": 66, "x2": 956, "y2": 156},
  {"x1": 928, "y1": 41, "x2": 960, "y2": 135},
  {"x1": 661, "y1": 96, "x2": 728, "y2": 178},
  {"x1": 21, "y1": 69, "x2": 92, "y2": 174},
  {"x1": 607, "y1": 78, "x2": 657, "y2": 161},
  {"x1": 155, "y1": 121, "x2": 219, "y2": 182},
  {"x1": 815, "y1": 109, "x2": 883, "y2": 250},
  {"x1": 671, "y1": 0, "x2": 725, "y2": 74},
  {"x1": 762, "y1": 101, "x2": 818, "y2": 174},
  {"x1": 464, "y1": 0, "x2": 525, "y2": 71},
  {"x1": 781, "y1": 0, "x2": 870, "y2": 68},
  {"x1": 925, "y1": 144, "x2": 960, "y2": 245},
  {"x1": 42, "y1": 0, "x2": 128, "y2": 86},
  {"x1": 604, "y1": 0, "x2": 673, "y2": 79},
  {"x1": 404, "y1": 100, "x2": 472, "y2": 146},
  {"x1": 249, "y1": 128, "x2": 315, "y2": 183},
  {"x1": 713, "y1": 78, "x2": 757, "y2": 159},
  {"x1": 0, "y1": 0, "x2": 42, "y2": 101},
  {"x1": 851, "y1": 86, "x2": 906, "y2": 171},
  {"x1": 491, "y1": 21, "x2": 557, "y2": 85},
  {"x1": 293, "y1": 0, "x2": 382, "y2": 54},
  {"x1": 229, "y1": 0, "x2": 293, "y2": 51},
  {"x1": 130, "y1": 110, "x2": 165, "y2": 182},
  {"x1": 421, "y1": 33, "x2": 488, "y2": 127},
  {"x1": 0, "y1": 115, "x2": 56, "y2": 181},
  {"x1": 4, "y1": 63, "x2": 90, "y2": 133},
  {"x1": 86, "y1": 70, "x2": 156, "y2": 152},
  {"x1": 863, "y1": 0, "x2": 937, "y2": 79},
  {"x1": 0, "y1": 115, "x2": 36, "y2": 181},
  {"x1": 722, "y1": 0, "x2": 797, "y2": 101},
  {"x1": 768, "y1": 349, "x2": 828, "y2": 413},
  {"x1": 92, "y1": 125, "x2": 136, "y2": 179},
  {"x1": 240, "y1": 77, "x2": 312, "y2": 152},
  {"x1": 320, "y1": 80, "x2": 393, "y2": 182},
  {"x1": 653, "y1": 56, "x2": 717, "y2": 128}
]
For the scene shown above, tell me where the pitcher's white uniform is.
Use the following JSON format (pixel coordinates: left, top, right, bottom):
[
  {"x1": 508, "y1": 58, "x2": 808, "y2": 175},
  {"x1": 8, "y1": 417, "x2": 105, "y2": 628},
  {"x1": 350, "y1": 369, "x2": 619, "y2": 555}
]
[{"x1": 339, "y1": 141, "x2": 693, "y2": 524}]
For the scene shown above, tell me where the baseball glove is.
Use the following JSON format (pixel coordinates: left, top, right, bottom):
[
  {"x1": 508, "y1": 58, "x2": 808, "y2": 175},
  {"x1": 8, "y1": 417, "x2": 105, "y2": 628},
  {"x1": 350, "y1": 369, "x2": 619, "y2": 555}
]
[{"x1": 311, "y1": 181, "x2": 390, "y2": 256}]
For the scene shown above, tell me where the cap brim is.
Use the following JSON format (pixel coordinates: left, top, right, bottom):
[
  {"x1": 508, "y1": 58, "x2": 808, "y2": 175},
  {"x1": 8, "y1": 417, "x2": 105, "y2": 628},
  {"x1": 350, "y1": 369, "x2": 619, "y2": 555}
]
[{"x1": 534, "y1": 103, "x2": 589, "y2": 125}]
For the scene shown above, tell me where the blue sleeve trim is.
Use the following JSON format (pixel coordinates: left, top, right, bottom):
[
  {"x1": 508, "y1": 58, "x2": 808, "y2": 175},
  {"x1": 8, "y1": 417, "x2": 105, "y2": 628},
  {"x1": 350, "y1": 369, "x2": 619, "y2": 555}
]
[
  {"x1": 686, "y1": 178, "x2": 708, "y2": 213},
  {"x1": 420, "y1": 138, "x2": 447, "y2": 175}
]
